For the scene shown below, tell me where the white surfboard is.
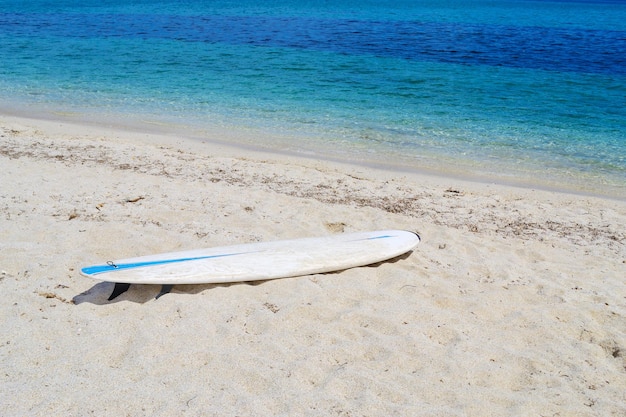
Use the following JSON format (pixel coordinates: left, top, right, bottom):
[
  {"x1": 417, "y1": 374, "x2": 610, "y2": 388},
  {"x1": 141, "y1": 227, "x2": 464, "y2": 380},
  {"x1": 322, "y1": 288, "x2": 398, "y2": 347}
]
[{"x1": 81, "y1": 230, "x2": 419, "y2": 299}]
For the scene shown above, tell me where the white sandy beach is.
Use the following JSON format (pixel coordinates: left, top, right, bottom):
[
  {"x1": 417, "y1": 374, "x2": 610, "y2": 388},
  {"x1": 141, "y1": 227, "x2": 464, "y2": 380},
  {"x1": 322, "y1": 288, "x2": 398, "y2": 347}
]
[{"x1": 1, "y1": 114, "x2": 625, "y2": 416}]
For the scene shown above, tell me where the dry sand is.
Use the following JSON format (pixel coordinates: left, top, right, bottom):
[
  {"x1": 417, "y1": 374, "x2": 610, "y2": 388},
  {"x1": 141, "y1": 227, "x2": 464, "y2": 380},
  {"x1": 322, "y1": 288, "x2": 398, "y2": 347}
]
[{"x1": 1, "y1": 114, "x2": 625, "y2": 416}]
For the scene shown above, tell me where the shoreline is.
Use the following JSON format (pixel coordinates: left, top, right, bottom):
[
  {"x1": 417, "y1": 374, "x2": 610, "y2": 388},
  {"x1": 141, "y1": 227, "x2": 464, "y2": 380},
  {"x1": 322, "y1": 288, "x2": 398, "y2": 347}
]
[
  {"x1": 2, "y1": 111, "x2": 625, "y2": 416},
  {"x1": 2, "y1": 111, "x2": 625, "y2": 248},
  {"x1": 2, "y1": 105, "x2": 624, "y2": 200}
]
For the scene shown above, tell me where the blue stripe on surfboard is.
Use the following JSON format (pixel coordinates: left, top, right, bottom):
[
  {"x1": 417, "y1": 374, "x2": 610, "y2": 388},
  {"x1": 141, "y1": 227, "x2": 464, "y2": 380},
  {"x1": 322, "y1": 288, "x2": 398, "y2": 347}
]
[
  {"x1": 357, "y1": 232, "x2": 418, "y2": 242},
  {"x1": 351, "y1": 234, "x2": 396, "y2": 241},
  {"x1": 363, "y1": 232, "x2": 419, "y2": 241},
  {"x1": 81, "y1": 252, "x2": 249, "y2": 276}
]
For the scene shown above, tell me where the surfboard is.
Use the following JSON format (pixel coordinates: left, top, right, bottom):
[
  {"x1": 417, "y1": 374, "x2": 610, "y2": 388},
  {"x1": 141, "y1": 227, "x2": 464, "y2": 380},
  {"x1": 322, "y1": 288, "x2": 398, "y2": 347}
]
[{"x1": 81, "y1": 230, "x2": 420, "y2": 300}]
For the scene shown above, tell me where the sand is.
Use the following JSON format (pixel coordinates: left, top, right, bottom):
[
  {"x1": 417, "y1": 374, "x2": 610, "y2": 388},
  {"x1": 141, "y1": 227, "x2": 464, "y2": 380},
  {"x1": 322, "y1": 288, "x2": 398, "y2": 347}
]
[{"x1": 1, "y1": 114, "x2": 625, "y2": 416}]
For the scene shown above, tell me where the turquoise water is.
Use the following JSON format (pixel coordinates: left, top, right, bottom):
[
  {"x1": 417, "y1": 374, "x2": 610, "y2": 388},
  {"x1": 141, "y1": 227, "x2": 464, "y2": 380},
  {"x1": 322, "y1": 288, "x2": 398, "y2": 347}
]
[{"x1": 1, "y1": 0, "x2": 625, "y2": 196}]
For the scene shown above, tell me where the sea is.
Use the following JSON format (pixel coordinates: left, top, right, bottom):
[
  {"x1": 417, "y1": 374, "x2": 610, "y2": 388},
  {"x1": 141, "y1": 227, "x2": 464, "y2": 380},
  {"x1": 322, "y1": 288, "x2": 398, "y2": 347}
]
[{"x1": 1, "y1": 0, "x2": 625, "y2": 197}]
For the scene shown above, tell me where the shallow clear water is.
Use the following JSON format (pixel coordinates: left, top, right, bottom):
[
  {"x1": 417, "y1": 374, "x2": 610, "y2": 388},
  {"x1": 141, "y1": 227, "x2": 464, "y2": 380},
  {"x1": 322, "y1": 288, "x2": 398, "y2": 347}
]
[{"x1": 1, "y1": 0, "x2": 625, "y2": 195}]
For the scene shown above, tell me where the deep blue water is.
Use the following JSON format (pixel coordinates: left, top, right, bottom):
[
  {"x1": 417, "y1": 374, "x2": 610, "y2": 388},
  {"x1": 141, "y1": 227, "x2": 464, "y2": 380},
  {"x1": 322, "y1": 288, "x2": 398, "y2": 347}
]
[{"x1": 1, "y1": 0, "x2": 625, "y2": 195}]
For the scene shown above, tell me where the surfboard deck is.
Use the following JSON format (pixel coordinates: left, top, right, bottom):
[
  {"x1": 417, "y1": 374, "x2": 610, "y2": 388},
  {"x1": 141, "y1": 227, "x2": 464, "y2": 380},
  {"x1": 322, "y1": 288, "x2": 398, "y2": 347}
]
[{"x1": 81, "y1": 230, "x2": 420, "y2": 300}]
